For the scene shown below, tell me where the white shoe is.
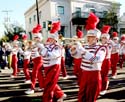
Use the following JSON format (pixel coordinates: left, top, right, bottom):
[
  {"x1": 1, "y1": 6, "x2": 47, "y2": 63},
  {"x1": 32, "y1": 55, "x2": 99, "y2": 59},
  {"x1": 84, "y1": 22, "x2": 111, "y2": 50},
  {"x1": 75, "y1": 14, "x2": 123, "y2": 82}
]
[
  {"x1": 10, "y1": 75, "x2": 16, "y2": 78},
  {"x1": 112, "y1": 75, "x2": 116, "y2": 79},
  {"x1": 57, "y1": 94, "x2": 67, "y2": 102},
  {"x1": 100, "y1": 90, "x2": 107, "y2": 95},
  {"x1": 25, "y1": 80, "x2": 31, "y2": 84},
  {"x1": 35, "y1": 88, "x2": 44, "y2": 91},
  {"x1": 25, "y1": 89, "x2": 34, "y2": 95},
  {"x1": 62, "y1": 75, "x2": 70, "y2": 80}
]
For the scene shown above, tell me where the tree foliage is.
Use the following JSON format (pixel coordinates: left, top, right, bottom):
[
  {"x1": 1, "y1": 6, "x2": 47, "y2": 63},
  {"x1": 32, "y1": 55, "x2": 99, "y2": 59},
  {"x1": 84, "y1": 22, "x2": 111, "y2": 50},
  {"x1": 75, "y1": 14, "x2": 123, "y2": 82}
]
[
  {"x1": 2, "y1": 23, "x2": 25, "y2": 42},
  {"x1": 98, "y1": 3, "x2": 119, "y2": 35}
]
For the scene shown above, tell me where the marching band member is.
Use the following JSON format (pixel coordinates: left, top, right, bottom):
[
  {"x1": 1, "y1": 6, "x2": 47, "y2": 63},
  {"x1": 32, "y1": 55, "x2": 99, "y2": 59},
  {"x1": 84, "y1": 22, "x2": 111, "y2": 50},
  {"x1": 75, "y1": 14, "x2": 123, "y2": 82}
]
[
  {"x1": 22, "y1": 33, "x2": 28, "y2": 45},
  {"x1": 119, "y1": 34, "x2": 125, "y2": 69},
  {"x1": 100, "y1": 25, "x2": 112, "y2": 95},
  {"x1": 21, "y1": 34, "x2": 32, "y2": 83},
  {"x1": 10, "y1": 35, "x2": 22, "y2": 78},
  {"x1": 70, "y1": 13, "x2": 107, "y2": 102},
  {"x1": 61, "y1": 45, "x2": 69, "y2": 79},
  {"x1": 22, "y1": 43, "x2": 31, "y2": 83},
  {"x1": 4, "y1": 43, "x2": 12, "y2": 69},
  {"x1": 25, "y1": 24, "x2": 44, "y2": 94},
  {"x1": 41, "y1": 21, "x2": 66, "y2": 102},
  {"x1": 111, "y1": 32, "x2": 120, "y2": 79},
  {"x1": 58, "y1": 35, "x2": 69, "y2": 79},
  {"x1": 72, "y1": 29, "x2": 83, "y2": 85}
]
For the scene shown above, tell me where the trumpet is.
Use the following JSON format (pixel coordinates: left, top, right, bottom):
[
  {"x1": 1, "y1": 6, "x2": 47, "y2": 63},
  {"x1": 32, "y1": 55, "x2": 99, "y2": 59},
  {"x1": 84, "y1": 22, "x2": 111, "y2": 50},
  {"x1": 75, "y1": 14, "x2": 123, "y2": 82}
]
[{"x1": 61, "y1": 37, "x2": 85, "y2": 41}]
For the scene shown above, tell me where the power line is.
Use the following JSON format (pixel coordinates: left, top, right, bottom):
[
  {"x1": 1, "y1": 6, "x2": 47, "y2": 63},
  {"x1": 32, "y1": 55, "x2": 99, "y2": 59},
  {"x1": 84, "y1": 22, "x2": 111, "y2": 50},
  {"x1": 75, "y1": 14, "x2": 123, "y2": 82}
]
[{"x1": 2, "y1": 10, "x2": 13, "y2": 23}]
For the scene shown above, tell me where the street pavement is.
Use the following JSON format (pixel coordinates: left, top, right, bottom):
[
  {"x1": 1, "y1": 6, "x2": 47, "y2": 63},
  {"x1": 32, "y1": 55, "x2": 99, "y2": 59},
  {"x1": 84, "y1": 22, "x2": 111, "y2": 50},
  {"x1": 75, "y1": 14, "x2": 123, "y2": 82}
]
[{"x1": 0, "y1": 66, "x2": 125, "y2": 102}]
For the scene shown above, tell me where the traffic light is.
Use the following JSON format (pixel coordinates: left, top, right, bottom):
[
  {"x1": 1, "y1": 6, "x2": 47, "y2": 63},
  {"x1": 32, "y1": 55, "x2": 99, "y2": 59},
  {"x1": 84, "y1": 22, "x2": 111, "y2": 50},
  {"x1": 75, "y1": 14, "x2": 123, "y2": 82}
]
[{"x1": 48, "y1": 21, "x2": 52, "y2": 31}]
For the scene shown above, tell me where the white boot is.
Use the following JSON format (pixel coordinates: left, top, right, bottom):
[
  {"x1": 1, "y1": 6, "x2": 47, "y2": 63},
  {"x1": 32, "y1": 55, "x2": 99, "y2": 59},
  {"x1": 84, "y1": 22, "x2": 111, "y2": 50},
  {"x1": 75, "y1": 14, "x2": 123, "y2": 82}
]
[
  {"x1": 112, "y1": 75, "x2": 116, "y2": 79},
  {"x1": 25, "y1": 80, "x2": 31, "y2": 84},
  {"x1": 10, "y1": 75, "x2": 16, "y2": 78},
  {"x1": 57, "y1": 94, "x2": 67, "y2": 102},
  {"x1": 100, "y1": 90, "x2": 107, "y2": 95},
  {"x1": 62, "y1": 75, "x2": 70, "y2": 80},
  {"x1": 25, "y1": 89, "x2": 34, "y2": 94}
]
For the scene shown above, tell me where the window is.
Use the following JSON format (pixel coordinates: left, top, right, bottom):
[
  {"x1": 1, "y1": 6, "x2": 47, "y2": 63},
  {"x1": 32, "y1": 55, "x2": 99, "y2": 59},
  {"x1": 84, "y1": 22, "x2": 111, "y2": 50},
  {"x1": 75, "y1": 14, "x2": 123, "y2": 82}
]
[
  {"x1": 43, "y1": 22, "x2": 46, "y2": 28},
  {"x1": 75, "y1": 7, "x2": 81, "y2": 13},
  {"x1": 58, "y1": 6, "x2": 64, "y2": 14},
  {"x1": 90, "y1": 8, "x2": 96, "y2": 13},
  {"x1": 33, "y1": 15, "x2": 36, "y2": 22},
  {"x1": 29, "y1": 32, "x2": 32, "y2": 40},
  {"x1": 75, "y1": 7, "x2": 81, "y2": 17},
  {"x1": 85, "y1": 3, "x2": 94, "y2": 8},
  {"x1": 29, "y1": 17, "x2": 32, "y2": 24},
  {"x1": 59, "y1": 26, "x2": 65, "y2": 36}
]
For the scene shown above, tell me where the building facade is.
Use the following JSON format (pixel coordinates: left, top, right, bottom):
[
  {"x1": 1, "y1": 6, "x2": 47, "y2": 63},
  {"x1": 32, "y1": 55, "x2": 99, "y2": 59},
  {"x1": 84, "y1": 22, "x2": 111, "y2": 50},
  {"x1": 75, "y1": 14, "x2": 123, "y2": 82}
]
[
  {"x1": 118, "y1": 13, "x2": 125, "y2": 35},
  {"x1": 24, "y1": 0, "x2": 120, "y2": 41}
]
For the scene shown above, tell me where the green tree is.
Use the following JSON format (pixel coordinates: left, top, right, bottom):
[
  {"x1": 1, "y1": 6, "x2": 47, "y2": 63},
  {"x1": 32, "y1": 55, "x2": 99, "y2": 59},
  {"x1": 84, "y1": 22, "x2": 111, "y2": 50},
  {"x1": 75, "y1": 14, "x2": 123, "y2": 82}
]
[
  {"x1": 3, "y1": 23, "x2": 25, "y2": 42},
  {"x1": 98, "y1": 3, "x2": 119, "y2": 36}
]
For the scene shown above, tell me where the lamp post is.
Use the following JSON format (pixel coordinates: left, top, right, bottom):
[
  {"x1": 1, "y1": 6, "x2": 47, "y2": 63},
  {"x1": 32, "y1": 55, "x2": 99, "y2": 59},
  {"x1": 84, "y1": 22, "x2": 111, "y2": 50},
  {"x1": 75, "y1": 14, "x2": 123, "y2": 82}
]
[{"x1": 36, "y1": 0, "x2": 40, "y2": 24}]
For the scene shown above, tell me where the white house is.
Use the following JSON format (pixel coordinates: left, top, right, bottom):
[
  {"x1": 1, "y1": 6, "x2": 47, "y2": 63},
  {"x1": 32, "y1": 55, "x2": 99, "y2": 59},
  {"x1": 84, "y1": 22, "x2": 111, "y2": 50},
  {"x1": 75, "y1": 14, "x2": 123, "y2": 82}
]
[
  {"x1": 118, "y1": 13, "x2": 125, "y2": 35},
  {"x1": 24, "y1": 0, "x2": 120, "y2": 41}
]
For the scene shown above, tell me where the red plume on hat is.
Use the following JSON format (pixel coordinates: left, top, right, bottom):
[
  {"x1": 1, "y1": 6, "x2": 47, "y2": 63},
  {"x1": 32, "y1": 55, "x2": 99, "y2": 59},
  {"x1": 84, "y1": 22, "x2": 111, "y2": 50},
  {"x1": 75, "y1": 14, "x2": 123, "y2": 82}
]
[
  {"x1": 32, "y1": 24, "x2": 42, "y2": 34},
  {"x1": 121, "y1": 35, "x2": 125, "y2": 41},
  {"x1": 112, "y1": 32, "x2": 118, "y2": 37},
  {"x1": 13, "y1": 35, "x2": 19, "y2": 41},
  {"x1": 85, "y1": 23, "x2": 97, "y2": 31},
  {"x1": 101, "y1": 25, "x2": 111, "y2": 34},
  {"x1": 49, "y1": 21, "x2": 61, "y2": 41},
  {"x1": 22, "y1": 34, "x2": 28, "y2": 40},
  {"x1": 85, "y1": 13, "x2": 99, "y2": 31},
  {"x1": 50, "y1": 21, "x2": 61, "y2": 34},
  {"x1": 87, "y1": 12, "x2": 100, "y2": 24},
  {"x1": 77, "y1": 29, "x2": 83, "y2": 38},
  {"x1": 32, "y1": 24, "x2": 43, "y2": 40},
  {"x1": 36, "y1": 24, "x2": 42, "y2": 32},
  {"x1": 85, "y1": 13, "x2": 101, "y2": 38}
]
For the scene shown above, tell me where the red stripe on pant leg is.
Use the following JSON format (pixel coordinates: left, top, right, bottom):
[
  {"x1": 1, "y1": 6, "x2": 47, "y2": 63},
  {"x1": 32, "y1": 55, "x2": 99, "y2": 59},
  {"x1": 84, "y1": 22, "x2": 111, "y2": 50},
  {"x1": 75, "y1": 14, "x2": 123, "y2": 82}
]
[
  {"x1": 73, "y1": 58, "x2": 82, "y2": 85},
  {"x1": 11, "y1": 55, "x2": 18, "y2": 76},
  {"x1": 101, "y1": 59, "x2": 111, "y2": 91},
  {"x1": 78, "y1": 70, "x2": 101, "y2": 102},
  {"x1": 31, "y1": 57, "x2": 43, "y2": 89},
  {"x1": 111, "y1": 53, "x2": 119, "y2": 76},
  {"x1": 54, "y1": 84, "x2": 64, "y2": 99},
  {"x1": 23, "y1": 59, "x2": 30, "y2": 80},
  {"x1": 119, "y1": 55, "x2": 124, "y2": 69},
  {"x1": 43, "y1": 64, "x2": 63, "y2": 102},
  {"x1": 37, "y1": 66, "x2": 44, "y2": 88},
  {"x1": 61, "y1": 57, "x2": 67, "y2": 77}
]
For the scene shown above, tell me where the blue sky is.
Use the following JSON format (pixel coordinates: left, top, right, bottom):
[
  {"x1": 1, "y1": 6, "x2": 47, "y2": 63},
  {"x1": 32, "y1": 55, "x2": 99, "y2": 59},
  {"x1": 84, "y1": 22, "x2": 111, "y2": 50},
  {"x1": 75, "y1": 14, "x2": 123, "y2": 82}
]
[
  {"x1": 0, "y1": 0, "x2": 124, "y2": 26},
  {"x1": 118, "y1": 0, "x2": 125, "y2": 15},
  {"x1": 0, "y1": 0, "x2": 35, "y2": 27},
  {"x1": 0, "y1": 0, "x2": 124, "y2": 36}
]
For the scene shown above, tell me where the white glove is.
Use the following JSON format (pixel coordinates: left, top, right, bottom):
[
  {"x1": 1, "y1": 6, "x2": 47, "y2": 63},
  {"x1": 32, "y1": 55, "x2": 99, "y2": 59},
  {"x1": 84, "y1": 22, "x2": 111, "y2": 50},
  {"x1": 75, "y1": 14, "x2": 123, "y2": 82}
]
[
  {"x1": 74, "y1": 42, "x2": 86, "y2": 54},
  {"x1": 41, "y1": 48, "x2": 48, "y2": 56}
]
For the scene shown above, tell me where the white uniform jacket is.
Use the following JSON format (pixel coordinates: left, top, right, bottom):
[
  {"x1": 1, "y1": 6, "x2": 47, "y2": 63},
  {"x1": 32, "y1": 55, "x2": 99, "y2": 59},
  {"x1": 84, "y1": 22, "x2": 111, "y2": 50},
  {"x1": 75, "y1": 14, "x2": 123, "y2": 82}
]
[
  {"x1": 104, "y1": 41, "x2": 113, "y2": 59},
  {"x1": 20, "y1": 49, "x2": 31, "y2": 60},
  {"x1": 119, "y1": 44, "x2": 125, "y2": 55},
  {"x1": 111, "y1": 41, "x2": 120, "y2": 54},
  {"x1": 70, "y1": 44, "x2": 107, "y2": 71},
  {"x1": 31, "y1": 42, "x2": 44, "y2": 59},
  {"x1": 41, "y1": 43, "x2": 62, "y2": 67}
]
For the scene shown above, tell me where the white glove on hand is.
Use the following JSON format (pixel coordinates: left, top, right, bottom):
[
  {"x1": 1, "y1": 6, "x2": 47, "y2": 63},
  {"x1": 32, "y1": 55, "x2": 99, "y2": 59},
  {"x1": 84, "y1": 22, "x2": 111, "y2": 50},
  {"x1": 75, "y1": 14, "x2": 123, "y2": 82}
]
[
  {"x1": 74, "y1": 42, "x2": 86, "y2": 54},
  {"x1": 41, "y1": 48, "x2": 48, "y2": 56}
]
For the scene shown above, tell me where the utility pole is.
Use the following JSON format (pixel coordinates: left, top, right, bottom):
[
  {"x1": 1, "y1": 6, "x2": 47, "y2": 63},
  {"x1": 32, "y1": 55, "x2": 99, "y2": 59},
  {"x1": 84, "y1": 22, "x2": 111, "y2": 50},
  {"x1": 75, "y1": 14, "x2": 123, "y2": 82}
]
[
  {"x1": 36, "y1": 0, "x2": 40, "y2": 24},
  {"x1": 2, "y1": 10, "x2": 12, "y2": 23}
]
